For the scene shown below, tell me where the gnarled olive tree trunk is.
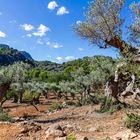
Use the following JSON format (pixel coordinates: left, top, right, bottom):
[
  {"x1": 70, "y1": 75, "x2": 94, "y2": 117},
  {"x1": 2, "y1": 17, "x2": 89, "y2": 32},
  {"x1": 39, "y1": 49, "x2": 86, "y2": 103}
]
[
  {"x1": 0, "y1": 82, "x2": 11, "y2": 105},
  {"x1": 104, "y1": 37, "x2": 140, "y2": 102}
]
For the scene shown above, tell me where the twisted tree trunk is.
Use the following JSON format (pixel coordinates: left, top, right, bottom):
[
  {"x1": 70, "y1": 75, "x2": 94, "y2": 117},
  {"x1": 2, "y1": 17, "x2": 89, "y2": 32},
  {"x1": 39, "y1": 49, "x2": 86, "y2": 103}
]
[
  {"x1": 104, "y1": 77, "x2": 119, "y2": 102},
  {"x1": 0, "y1": 82, "x2": 11, "y2": 105},
  {"x1": 104, "y1": 36, "x2": 140, "y2": 102}
]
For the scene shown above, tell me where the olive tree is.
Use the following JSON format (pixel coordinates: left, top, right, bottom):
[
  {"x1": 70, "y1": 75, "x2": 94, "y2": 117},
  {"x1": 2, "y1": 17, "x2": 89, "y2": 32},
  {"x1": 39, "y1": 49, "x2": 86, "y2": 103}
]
[
  {"x1": 71, "y1": 68, "x2": 93, "y2": 105},
  {"x1": 74, "y1": 0, "x2": 125, "y2": 50},
  {"x1": 5, "y1": 62, "x2": 30, "y2": 103},
  {"x1": 0, "y1": 68, "x2": 12, "y2": 104},
  {"x1": 129, "y1": 2, "x2": 140, "y2": 45},
  {"x1": 59, "y1": 81, "x2": 76, "y2": 100},
  {"x1": 74, "y1": 0, "x2": 140, "y2": 102}
]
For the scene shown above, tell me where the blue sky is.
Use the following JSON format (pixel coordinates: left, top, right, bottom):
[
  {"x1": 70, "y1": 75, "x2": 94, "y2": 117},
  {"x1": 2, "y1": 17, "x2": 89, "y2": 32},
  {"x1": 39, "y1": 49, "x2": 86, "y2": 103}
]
[{"x1": 0, "y1": 0, "x2": 138, "y2": 62}]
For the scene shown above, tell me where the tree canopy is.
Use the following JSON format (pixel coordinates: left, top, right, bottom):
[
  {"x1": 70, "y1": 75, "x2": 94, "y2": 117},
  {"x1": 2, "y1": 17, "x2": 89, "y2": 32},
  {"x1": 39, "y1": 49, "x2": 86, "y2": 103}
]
[{"x1": 74, "y1": 0, "x2": 140, "y2": 53}]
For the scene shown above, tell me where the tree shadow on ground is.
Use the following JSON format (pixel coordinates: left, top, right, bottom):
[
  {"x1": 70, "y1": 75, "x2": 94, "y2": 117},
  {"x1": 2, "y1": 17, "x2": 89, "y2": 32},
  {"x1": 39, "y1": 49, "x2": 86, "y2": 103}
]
[{"x1": 34, "y1": 117, "x2": 67, "y2": 124}]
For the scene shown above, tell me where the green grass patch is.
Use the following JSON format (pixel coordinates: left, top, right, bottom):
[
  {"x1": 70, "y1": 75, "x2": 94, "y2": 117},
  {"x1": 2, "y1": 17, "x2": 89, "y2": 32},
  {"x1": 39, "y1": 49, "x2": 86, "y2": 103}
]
[
  {"x1": 0, "y1": 107, "x2": 12, "y2": 122},
  {"x1": 98, "y1": 97, "x2": 127, "y2": 114},
  {"x1": 66, "y1": 134, "x2": 76, "y2": 140},
  {"x1": 125, "y1": 113, "x2": 140, "y2": 132},
  {"x1": 48, "y1": 102, "x2": 62, "y2": 112}
]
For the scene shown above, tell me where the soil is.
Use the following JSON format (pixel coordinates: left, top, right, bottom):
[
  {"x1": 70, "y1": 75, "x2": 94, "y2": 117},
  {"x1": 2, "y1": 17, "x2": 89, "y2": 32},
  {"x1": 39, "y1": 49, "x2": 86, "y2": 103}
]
[{"x1": 0, "y1": 97, "x2": 139, "y2": 140}]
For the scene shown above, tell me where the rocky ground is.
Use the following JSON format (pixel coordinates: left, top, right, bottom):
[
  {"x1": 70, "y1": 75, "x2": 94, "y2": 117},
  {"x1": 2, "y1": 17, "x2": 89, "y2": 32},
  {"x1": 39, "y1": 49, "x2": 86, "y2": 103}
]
[{"x1": 0, "y1": 98, "x2": 140, "y2": 140}]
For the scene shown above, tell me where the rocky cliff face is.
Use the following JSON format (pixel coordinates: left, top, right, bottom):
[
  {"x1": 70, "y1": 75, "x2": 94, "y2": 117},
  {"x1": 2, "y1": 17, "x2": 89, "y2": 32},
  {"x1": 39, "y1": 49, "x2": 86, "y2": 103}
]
[
  {"x1": 20, "y1": 51, "x2": 33, "y2": 61},
  {"x1": 0, "y1": 44, "x2": 59, "y2": 69},
  {"x1": 0, "y1": 44, "x2": 34, "y2": 66}
]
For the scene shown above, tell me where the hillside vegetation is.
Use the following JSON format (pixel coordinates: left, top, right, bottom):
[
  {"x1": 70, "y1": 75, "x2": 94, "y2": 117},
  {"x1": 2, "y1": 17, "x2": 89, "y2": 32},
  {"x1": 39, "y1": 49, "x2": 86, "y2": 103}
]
[{"x1": 0, "y1": 45, "x2": 117, "y2": 105}]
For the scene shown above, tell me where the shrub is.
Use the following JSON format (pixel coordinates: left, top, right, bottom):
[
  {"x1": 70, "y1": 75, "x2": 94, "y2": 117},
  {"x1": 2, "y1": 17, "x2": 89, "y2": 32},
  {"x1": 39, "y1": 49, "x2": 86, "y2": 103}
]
[
  {"x1": 66, "y1": 101, "x2": 76, "y2": 106},
  {"x1": 66, "y1": 134, "x2": 76, "y2": 140},
  {"x1": 0, "y1": 113, "x2": 12, "y2": 122},
  {"x1": 99, "y1": 97, "x2": 114, "y2": 113},
  {"x1": 98, "y1": 97, "x2": 126, "y2": 113},
  {"x1": 48, "y1": 102, "x2": 62, "y2": 112},
  {"x1": 23, "y1": 91, "x2": 40, "y2": 102},
  {"x1": 23, "y1": 90, "x2": 32, "y2": 100},
  {"x1": 76, "y1": 94, "x2": 101, "y2": 106},
  {"x1": 0, "y1": 107, "x2": 12, "y2": 122},
  {"x1": 125, "y1": 113, "x2": 140, "y2": 132},
  {"x1": 85, "y1": 95, "x2": 100, "y2": 105},
  {"x1": 5, "y1": 87, "x2": 19, "y2": 103}
]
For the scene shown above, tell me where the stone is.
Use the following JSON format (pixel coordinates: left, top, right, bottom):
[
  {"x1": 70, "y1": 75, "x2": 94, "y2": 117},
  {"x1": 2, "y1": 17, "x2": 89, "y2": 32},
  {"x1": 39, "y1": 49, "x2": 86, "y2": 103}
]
[
  {"x1": 45, "y1": 130, "x2": 64, "y2": 139},
  {"x1": 76, "y1": 134, "x2": 89, "y2": 140},
  {"x1": 19, "y1": 117, "x2": 25, "y2": 121},
  {"x1": 48, "y1": 124, "x2": 63, "y2": 131},
  {"x1": 55, "y1": 137, "x2": 66, "y2": 140},
  {"x1": 20, "y1": 126, "x2": 31, "y2": 134},
  {"x1": 20, "y1": 122, "x2": 42, "y2": 135},
  {"x1": 13, "y1": 117, "x2": 20, "y2": 121},
  {"x1": 62, "y1": 124, "x2": 76, "y2": 134},
  {"x1": 88, "y1": 127, "x2": 97, "y2": 132},
  {"x1": 129, "y1": 132, "x2": 138, "y2": 139},
  {"x1": 111, "y1": 130, "x2": 138, "y2": 140},
  {"x1": 45, "y1": 124, "x2": 65, "y2": 139},
  {"x1": 88, "y1": 138, "x2": 96, "y2": 140}
]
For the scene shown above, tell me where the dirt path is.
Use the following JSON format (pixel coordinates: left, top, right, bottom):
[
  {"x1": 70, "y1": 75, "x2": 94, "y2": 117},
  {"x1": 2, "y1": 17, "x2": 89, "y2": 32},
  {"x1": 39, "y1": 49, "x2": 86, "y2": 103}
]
[{"x1": 0, "y1": 100, "x2": 139, "y2": 140}]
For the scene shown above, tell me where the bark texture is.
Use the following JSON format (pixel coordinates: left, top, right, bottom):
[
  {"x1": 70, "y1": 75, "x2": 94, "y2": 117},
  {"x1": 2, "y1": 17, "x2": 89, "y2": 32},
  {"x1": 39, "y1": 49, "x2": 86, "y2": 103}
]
[
  {"x1": 0, "y1": 82, "x2": 11, "y2": 103},
  {"x1": 104, "y1": 37, "x2": 140, "y2": 101}
]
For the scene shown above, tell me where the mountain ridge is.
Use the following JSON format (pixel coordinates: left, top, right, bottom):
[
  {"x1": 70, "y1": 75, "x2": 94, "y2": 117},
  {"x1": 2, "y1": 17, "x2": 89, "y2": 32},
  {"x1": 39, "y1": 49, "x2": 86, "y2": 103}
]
[
  {"x1": 0, "y1": 44, "x2": 34, "y2": 66},
  {"x1": 0, "y1": 44, "x2": 115, "y2": 72}
]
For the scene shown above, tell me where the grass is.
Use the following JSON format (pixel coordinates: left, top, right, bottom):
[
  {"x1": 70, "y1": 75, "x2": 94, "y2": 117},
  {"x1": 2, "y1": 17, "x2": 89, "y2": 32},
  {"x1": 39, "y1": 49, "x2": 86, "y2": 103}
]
[
  {"x1": 125, "y1": 113, "x2": 140, "y2": 132},
  {"x1": 76, "y1": 94, "x2": 101, "y2": 107},
  {"x1": 66, "y1": 100, "x2": 76, "y2": 106},
  {"x1": 48, "y1": 102, "x2": 62, "y2": 112},
  {"x1": 66, "y1": 134, "x2": 76, "y2": 140},
  {"x1": 98, "y1": 97, "x2": 114, "y2": 113},
  {"x1": 98, "y1": 96, "x2": 128, "y2": 114},
  {"x1": 23, "y1": 90, "x2": 32, "y2": 100},
  {"x1": 0, "y1": 107, "x2": 12, "y2": 122},
  {"x1": 23, "y1": 90, "x2": 40, "y2": 100}
]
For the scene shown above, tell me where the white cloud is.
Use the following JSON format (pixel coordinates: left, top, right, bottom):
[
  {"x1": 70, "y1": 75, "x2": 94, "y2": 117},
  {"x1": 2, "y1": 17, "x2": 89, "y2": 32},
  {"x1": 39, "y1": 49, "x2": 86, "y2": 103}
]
[
  {"x1": 29, "y1": 46, "x2": 36, "y2": 50},
  {"x1": 46, "y1": 41, "x2": 51, "y2": 45},
  {"x1": 52, "y1": 43, "x2": 63, "y2": 48},
  {"x1": 33, "y1": 24, "x2": 50, "y2": 37},
  {"x1": 46, "y1": 40, "x2": 63, "y2": 49},
  {"x1": 46, "y1": 55, "x2": 51, "y2": 58},
  {"x1": 9, "y1": 20, "x2": 17, "y2": 24},
  {"x1": 57, "y1": 6, "x2": 69, "y2": 15},
  {"x1": 0, "y1": 31, "x2": 6, "y2": 38},
  {"x1": 65, "y1": 56, "x2": 75, "y2": 61},
  {"x1": 37, "y1": 39, "x2": 44, "y2": 45},
  {"x1": 48, "y1": 1, "x2": 58, "y2": 10},
  {"x1": 26, "y1": 34, "x2": 32, "y2": 37},
  {"x1": 56, "y1": 56, "x2": 76, "y2": 62},
  {"x1": 20, "y1": 24, "x2": 34, "y2": 31},
  {"x1": 6, "y1": 41, "x2": 10, "y2": 45},
  {"x1": 78, "y1": 47, "x2": 84, "y2": 51},
  {"x1": 76, "y1": 20, "x2": 82, "y2": 25},
  {"x1": 0, "y1": 12, "x2": 2, "y2": 15},
  {"x1": 22, "y1": 33, "x2": 32, "y2": 38},
  {"x1": 36, "y1": 39, "x2": 62, "y2": 49},
  {"x1": 56, "y1": 56, "x2": 63, "y2": 62}
]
